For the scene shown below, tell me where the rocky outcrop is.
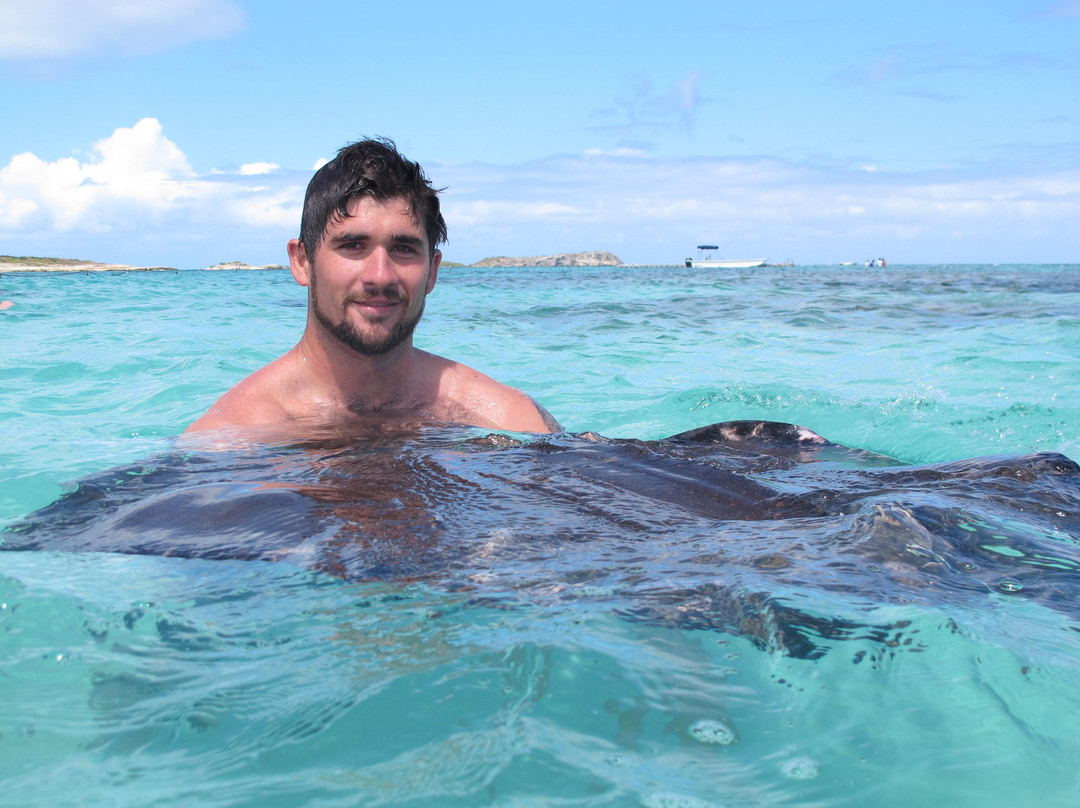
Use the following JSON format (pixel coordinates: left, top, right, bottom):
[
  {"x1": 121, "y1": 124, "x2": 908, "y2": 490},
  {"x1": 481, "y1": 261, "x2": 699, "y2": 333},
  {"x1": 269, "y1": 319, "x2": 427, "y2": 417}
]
[
  {"x1": 472, "y1": 251, "x2": 622, "y2": 268},
  {"x1": 205, "y1": 261, "x2": 288, "y2": 271}
]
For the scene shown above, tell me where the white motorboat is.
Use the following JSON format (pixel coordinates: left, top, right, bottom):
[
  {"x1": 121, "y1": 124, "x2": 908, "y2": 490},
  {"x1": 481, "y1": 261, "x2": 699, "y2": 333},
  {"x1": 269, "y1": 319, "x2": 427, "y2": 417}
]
[{"x1": 684, "y1": 245, "x2": 766, "y2": 269}]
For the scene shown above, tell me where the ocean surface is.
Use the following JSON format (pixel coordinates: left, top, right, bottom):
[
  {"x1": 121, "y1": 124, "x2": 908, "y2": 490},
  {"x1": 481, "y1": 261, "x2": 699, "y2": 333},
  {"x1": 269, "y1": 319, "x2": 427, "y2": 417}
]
[{"x1": 1, "y1": 263, "x2": 1079, "y2": 806}]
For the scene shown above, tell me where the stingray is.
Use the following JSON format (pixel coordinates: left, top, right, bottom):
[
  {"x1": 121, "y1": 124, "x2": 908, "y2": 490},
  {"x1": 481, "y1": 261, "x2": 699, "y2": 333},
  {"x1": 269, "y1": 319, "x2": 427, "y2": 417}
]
[{"x1": 4, "y1": 421, "x2": 1079, "y2": 658}]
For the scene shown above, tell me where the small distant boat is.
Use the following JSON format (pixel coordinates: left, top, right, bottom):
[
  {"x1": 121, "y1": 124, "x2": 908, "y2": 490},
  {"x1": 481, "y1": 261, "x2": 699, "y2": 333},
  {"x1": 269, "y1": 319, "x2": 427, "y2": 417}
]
[{"x1": 685, "y1": 245, "x2": 766, "y2": 269}]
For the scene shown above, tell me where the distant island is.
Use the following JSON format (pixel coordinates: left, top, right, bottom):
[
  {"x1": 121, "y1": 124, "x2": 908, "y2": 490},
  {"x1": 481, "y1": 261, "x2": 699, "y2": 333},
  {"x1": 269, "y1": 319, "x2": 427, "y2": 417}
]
[
  {"x1": 205, "y1": 261, "x2": 288, "y2": 271},
  {"x1": 0, "y1": 255, "x2": 177, "y2": 272},
  {"x1": 471, "y1": 251, "x2": 622, "y2": 268},
  {"x1": 0, "y1": 256, "x2": 285, "y2": 273}
]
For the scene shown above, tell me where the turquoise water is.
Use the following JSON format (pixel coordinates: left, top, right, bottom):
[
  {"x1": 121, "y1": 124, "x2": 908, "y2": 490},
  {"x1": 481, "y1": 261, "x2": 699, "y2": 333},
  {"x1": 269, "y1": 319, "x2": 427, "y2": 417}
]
[{"x1": 1, "y1": 264, "x2": 1079, "y2": 806}]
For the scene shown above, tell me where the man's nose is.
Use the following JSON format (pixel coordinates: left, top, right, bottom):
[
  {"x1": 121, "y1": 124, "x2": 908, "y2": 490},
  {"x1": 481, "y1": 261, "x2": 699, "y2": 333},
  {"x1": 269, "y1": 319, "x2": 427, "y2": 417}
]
[{"x1": 362, "y1": 246, "x2": 397, "y2": 285}]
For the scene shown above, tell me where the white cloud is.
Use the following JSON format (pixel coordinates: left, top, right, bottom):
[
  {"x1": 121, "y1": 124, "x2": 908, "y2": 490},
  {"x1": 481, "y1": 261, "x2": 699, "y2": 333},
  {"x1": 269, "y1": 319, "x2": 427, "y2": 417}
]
[
  {"x1": 0, "y1": 0, "x2": 244, "y2": 60},
  {"x1": 0, "y1": 119, "x2": 194, "y2": 231},
  {"x1": 0, "y1": 118, "x2": 303, "y2": 242},
  {"x1": 445, "y1": 200, "x2": 580, "y2": 227},
  {"x1": 583, "y1": 147, "x2": 648, "y2": 158},
  {"x1": 239, "y1": 162, "x2": 280, "y2": 175}
]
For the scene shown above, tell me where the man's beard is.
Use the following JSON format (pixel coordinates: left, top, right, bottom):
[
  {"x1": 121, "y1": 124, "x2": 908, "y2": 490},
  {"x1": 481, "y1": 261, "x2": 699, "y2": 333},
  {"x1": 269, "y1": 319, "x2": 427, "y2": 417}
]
[{"x1": 309, "y1": 267, "x2": 426, "y2": 356}]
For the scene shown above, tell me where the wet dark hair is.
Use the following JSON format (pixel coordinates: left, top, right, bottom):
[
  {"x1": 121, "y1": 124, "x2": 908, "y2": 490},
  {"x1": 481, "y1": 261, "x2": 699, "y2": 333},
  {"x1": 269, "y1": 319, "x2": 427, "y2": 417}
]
[{"x1": 298, "y1": 137, "x2": 447, "y2": 257}]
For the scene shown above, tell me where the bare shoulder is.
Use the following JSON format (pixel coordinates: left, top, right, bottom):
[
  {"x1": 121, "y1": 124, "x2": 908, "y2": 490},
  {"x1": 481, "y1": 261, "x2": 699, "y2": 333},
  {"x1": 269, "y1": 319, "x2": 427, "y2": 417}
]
[
  {"x1": 435, "y1": 357, "x2": 561, "y2": 433},
  {"x1": 184, "y1": 356, "x2": 295, "y2": 433}
]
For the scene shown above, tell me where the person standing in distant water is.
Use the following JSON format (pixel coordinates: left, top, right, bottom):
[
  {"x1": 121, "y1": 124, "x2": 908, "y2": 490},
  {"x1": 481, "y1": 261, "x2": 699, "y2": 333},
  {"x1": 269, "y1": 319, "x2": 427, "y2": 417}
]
[{"x1": 186, "y1": 137, "x2": 559, "y2": 437}]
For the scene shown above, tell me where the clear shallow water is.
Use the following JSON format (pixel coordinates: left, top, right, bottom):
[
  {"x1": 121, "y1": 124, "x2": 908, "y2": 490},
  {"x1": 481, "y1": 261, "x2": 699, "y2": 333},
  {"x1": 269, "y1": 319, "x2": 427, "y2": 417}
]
[{"x1": 1, "y1": 264, "x2": 1079, "y2": 806}]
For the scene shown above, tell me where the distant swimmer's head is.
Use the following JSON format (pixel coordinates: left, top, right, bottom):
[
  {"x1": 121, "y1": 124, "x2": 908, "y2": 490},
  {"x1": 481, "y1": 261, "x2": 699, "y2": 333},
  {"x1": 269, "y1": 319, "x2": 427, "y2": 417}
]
[{"x1": 298, "y1": 137, "x2": 447, "y2": 260}]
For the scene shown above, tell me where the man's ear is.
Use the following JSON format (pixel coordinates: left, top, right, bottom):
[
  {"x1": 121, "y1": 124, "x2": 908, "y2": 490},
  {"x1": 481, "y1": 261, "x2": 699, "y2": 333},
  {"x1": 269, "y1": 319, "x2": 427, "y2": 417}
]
[
  {"x1": 426, "y1": 249, "x2": 441, "y2": 294},
  {"x1": 288, "y1": 239, "x2": 311, "y2": 287}
]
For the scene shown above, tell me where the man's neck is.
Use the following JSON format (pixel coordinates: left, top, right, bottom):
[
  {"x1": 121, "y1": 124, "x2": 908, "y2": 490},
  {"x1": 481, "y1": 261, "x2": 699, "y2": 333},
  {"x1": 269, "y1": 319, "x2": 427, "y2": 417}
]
[{"x1": 293, "y1": 325, "x2": 424, "y2": 412}]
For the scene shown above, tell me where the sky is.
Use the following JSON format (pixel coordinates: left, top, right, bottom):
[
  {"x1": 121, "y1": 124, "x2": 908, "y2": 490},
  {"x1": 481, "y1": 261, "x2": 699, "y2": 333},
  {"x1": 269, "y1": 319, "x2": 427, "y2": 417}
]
[{"x1": 1, "y1": 0, "x2": 1078, "y2": 267}]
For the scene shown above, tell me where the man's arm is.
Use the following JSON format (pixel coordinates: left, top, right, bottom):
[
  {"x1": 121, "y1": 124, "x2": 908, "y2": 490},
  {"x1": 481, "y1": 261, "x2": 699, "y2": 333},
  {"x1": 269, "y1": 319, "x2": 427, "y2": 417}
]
[
  {"x1": 184, "y1": 390, "x2": 257, "y2": 433},
  {"x1": 444, "y1": 360, "x2": 560, "y2": 434},
  {"x1": 532, "y1": 399, "x2": 562, "y2": 433},
  {"x1": 184, "y1": 363, "x2": 292, "y2": 434}
]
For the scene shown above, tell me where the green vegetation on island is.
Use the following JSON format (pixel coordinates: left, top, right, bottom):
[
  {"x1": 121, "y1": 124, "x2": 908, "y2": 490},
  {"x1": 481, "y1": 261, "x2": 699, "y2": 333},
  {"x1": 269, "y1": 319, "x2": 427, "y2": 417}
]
[{"x1": 1, "y1": 255, "x2": 101, "y2": 267}]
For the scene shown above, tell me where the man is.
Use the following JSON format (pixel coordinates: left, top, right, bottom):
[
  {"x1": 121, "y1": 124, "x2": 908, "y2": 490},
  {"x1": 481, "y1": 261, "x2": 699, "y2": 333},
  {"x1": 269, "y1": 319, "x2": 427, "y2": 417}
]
[{"x1": 186, "y1": 138, "x2": 558, "y2": 436}]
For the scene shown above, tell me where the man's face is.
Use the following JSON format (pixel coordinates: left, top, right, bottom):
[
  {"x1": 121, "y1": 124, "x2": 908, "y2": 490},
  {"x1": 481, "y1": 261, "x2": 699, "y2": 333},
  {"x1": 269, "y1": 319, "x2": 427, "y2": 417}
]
[{"x1": 298, "y1": 196, "x2": 440, "y2": 356}]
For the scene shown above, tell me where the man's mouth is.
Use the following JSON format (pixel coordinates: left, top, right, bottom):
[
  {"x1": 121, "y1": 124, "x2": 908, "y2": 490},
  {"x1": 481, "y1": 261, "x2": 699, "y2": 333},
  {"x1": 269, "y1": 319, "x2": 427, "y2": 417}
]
[{"x1": 348, "y1": 293, "x2": 406, "y2": 311}]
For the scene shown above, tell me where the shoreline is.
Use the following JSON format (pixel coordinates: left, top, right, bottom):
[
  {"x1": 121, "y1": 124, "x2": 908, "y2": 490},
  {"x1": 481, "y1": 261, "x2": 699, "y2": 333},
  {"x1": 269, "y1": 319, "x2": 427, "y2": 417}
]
[
  {"x1": 1, "y1": 263, "x2": 180, "y2": 274},
  {"x1": 0, "y1": 261, "x2": 288, "y2": 275}
]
